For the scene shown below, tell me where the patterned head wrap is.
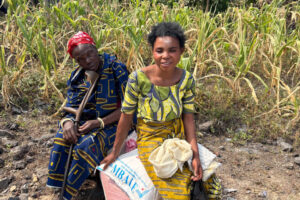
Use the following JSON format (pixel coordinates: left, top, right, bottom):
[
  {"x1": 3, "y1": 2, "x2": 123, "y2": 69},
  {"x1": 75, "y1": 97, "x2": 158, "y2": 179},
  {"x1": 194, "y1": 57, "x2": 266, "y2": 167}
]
[{"x1": 67, "y1": 31, "x2": 95, "y2": 57}]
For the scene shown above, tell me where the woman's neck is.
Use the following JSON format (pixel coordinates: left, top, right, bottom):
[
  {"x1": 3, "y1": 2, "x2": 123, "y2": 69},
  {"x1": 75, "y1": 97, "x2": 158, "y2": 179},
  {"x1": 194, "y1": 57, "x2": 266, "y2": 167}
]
[
  {"x1": 147, "y1": 65, "x2": 182, "y2": 86},
  {"x1": 154, "y1": 65, "x2": 178, "y2": 79},
  {"x1": 95, "y1": 55, "x2": 103, "y2": 72}
]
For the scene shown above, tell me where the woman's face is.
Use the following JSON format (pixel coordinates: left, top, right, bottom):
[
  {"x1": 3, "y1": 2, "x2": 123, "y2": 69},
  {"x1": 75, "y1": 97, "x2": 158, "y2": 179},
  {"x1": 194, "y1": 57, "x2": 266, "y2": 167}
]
[
  {"x1": 152, "y1": 36, "x2": 184, "y2": 72},
  {"x1": 71, "y1": 43, "x2": 101, "y2": 72}
]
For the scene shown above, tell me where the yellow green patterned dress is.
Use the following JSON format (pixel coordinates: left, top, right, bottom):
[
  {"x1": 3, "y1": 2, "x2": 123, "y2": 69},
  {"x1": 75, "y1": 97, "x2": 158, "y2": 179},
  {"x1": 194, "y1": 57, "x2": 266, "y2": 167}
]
[
  {"x1": 122, "y1": 69, "x2": 221, "y2": 200},
  {"x1": 122, "y1": 69, "x2": 195, "y2": 121}
]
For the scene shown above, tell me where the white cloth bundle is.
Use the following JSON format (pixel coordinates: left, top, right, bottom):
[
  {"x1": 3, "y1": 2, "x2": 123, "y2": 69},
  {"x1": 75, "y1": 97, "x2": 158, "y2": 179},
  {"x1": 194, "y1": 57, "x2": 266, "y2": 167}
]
[
  {"x1": 148, "y1": 138, "x2": 221, "y2": 181},
  {"x1": 148, "y1": 138, "x2": 193, "y2": 178}
]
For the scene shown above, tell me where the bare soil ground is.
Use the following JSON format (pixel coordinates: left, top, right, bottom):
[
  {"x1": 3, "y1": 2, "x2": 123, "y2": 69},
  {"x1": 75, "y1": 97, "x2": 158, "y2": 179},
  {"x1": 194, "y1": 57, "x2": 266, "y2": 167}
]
[
  {"x1": 201, "y1": 135, "x2": 300, "y2": 200},
  {"x1": 0, "y1": 112, "x2": 299, "y2": 200}
]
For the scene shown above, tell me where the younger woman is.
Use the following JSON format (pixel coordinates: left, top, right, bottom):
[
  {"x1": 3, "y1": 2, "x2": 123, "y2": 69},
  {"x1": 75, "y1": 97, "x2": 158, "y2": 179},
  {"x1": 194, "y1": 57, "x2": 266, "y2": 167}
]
[{"x1": 102, "y1": 22, "x2": 221, "y2": 200}]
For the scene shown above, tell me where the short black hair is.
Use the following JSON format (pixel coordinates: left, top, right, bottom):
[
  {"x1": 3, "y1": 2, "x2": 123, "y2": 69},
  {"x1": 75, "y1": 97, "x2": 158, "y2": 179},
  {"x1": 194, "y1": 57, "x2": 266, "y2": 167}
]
[{"x1": 147, "y1": 22, "x2": 186, "y2": 49}]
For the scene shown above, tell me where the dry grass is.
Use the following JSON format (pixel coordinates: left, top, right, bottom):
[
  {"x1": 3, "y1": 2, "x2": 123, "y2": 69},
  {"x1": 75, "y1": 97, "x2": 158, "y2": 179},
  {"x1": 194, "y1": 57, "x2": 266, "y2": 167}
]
[{"x1": 0, "y1": 0, "x2": 299, "y2": 143}]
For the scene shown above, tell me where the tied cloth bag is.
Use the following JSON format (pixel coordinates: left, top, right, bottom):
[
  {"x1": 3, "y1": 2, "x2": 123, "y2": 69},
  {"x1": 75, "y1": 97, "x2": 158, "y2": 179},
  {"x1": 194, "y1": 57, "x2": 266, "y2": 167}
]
[
  {"x1": 148, "y1": 138, "x2": 220, "y2": 180},
  {"x1": 148, "y1": 138, "x2": 193, "y2": 178},
  {"x1": 149, "y1": 138, "x2": 218, "y2": 200}
]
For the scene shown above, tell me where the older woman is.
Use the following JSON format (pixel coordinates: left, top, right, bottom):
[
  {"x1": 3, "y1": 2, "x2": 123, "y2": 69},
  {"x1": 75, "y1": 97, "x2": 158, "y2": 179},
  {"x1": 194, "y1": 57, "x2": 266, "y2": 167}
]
[{"x1": 46, "y1": 31, "x2": 129, "y2": 200}]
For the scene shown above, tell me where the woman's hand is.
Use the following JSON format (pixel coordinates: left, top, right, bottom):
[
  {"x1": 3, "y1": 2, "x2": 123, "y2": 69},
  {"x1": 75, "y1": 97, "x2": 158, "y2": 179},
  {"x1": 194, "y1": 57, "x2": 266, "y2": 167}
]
[
  {"x1": 78, "y1": 120, "x2": 100, "y2": 135},
  {"x1": 191, "y1": 156, "x2": 203, "y2": 181},
  {"x1": 63, "y1": 121, "x2": 79, "y2": 144},
  {"x1": 100, "y1": 150, "x2": 119, "y2": 170}
]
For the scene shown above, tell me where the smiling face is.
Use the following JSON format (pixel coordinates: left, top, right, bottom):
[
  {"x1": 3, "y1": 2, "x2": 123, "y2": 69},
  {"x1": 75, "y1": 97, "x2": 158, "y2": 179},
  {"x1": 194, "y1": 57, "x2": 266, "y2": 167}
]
[
  {"x1": 152, "y1": 36, "x2": 184, "y2": 72},
  {"x1": 71, "y1": 43, "x2": 101, "y2": 72}
]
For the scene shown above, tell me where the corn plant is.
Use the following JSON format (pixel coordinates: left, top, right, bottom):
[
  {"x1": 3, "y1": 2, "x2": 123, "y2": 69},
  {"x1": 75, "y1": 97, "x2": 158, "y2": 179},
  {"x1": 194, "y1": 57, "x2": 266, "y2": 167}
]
[{"x1": 0, "y1": 45, "x2": 7, "y2": 75}]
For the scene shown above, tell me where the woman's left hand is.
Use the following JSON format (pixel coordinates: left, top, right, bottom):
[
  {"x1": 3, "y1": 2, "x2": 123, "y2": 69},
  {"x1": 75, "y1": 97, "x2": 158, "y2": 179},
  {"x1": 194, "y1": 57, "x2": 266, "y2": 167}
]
[
  {"x1": 191, "y1": 157, "x2": 203, "y2": 181},
  {"x1": 78, "y1": 120, "x2": 99, "y2": 134}
]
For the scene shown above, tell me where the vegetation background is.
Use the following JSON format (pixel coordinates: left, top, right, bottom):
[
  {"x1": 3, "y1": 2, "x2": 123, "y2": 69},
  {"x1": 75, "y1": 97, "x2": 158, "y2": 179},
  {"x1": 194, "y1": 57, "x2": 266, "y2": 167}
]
[{"x1": 0, "y1": 0, "x2": 299, "y2": 145}]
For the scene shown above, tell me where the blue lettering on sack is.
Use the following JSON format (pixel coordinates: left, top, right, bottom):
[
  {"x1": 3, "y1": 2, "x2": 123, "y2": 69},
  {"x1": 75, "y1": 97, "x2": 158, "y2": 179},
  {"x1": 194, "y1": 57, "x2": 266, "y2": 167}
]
[
  {"x1": 112, "y1": 164, "x2": 120, "y2": 174},
  {"x1": 136, "y1": 188, "x2": 151, "y2": 198},
  {"x1": 125, "y1": 175, "x2": 133, "y2": 186},
  {"x1": 111, "y1": 163, "x2": 150, "y2": 198},
  {"x1": 118, "y1": 169, "x2": 125, "y2": 179},
  {"x1": 117, "y1": 157, "x2": 147, "y2": 186}
]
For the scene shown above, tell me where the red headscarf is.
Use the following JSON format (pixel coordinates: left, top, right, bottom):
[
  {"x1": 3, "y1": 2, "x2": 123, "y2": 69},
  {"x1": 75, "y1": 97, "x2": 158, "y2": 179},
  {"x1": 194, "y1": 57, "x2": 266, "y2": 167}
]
[{"x1": 67, "y1": 31, "x2": 95, "y2": 58}]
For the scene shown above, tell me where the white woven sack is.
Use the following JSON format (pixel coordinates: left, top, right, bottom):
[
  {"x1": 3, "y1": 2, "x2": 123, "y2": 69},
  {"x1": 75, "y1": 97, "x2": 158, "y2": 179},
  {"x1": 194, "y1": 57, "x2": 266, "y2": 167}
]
[{"x1": 97, "y1": 149, "x2": 158, "y2": 200}]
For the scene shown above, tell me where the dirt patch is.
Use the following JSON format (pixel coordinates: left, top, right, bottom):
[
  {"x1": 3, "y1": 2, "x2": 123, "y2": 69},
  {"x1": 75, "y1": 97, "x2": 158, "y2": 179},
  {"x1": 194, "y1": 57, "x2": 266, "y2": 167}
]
[{"x1": 201, "y1": 135, "x2": 300, "y2": 200}]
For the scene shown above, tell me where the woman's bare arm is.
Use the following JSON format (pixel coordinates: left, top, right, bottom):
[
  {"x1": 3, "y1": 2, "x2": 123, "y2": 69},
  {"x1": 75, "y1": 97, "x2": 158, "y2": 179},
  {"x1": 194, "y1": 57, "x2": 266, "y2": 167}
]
[
  {"x1": 101, "y1": 113, "x2": 134, "y2": 169},
  {"x1": 102, "y1": 107, "x2": 122, "y2": 126},
  {"x1": 182, "y1": 113, "x2": 203, "y2": 181}
]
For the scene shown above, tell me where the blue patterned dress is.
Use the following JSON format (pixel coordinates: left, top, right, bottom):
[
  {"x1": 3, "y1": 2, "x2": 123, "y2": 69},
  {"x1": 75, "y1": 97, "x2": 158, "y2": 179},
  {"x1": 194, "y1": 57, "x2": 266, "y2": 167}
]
[{"x1": 47, "y1": 53, "x2": 128, "y2": 200}]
